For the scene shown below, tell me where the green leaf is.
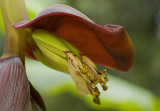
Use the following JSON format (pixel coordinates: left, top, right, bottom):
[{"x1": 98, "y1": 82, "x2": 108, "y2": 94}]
[{"x1": 0, "y1": 8, "x2": 5, "y2": 34}]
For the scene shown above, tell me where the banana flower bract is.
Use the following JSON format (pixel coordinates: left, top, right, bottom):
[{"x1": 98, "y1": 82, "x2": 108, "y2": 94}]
[
  {"x1": 14, "y1": 4, "x2": 135, "y2": 71},
  {"x1": 0, "y1": 0, "x2": 135, "y2": 110}
]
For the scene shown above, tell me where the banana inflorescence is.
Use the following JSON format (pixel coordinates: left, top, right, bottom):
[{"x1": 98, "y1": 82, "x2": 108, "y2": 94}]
[{"x1": 30, "y1": 29, "x2": 109, "y2": 104}]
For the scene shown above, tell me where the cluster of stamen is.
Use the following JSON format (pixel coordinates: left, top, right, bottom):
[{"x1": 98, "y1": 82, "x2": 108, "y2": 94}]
[
  {"x1": 66, "y1": 51, "x2": 109, "y2": 105},
  {"x1": 79, "y1": 64, "x2": 109, "y2": 104}
]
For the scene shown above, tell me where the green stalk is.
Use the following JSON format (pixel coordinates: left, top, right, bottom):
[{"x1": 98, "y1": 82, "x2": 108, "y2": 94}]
[{"x1": 0, "y1": 0, "x2": 29, "y2": 64}]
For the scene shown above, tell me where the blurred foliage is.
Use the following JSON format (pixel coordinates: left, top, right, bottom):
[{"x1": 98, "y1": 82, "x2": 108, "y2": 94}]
[
  {"x1": 0, "y1": 8, "x2": 5, "y2": 55},
  {"x1": 45, "y1": 85, "x2": 142, "y2": 111},
  {"x1": 0, "y1": 9, "x2": 5, "y2": 34},
  {"x1": 1, "y1": 0, "x2": 160, "y2": 111}
]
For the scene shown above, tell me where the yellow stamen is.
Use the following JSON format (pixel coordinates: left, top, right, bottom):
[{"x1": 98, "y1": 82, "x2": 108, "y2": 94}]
[{"x1": 65, "y1": 51, "x2": 109, "y2": 105}]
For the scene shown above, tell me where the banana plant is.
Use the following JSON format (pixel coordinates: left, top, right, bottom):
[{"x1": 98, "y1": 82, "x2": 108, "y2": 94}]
[{"x1": 0, "y1": 0, "x2": 135, "y2": 110}]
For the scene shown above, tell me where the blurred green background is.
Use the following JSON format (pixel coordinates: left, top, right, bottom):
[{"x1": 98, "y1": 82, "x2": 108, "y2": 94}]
[{"x1": 1, "y1": 0, "x2": 160, "y2": 111}]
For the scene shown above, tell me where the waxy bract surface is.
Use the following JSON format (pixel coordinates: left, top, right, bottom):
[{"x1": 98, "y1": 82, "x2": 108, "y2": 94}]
[{"x1": 14, "y1": 4, "x2": 135, "y2": 71}]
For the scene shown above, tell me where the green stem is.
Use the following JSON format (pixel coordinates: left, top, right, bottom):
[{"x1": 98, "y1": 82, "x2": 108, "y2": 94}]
[{"x1": 0, "y1": 0, "x2": 29, "y2": 64}]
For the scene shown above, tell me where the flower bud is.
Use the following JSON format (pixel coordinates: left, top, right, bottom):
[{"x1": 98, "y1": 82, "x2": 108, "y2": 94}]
[
  {"x1": 0, "y1": 57, "x2": 32, "y2": 110},
  {"x1": 0, "y1": 57, "x2": 45, "y2": 111}
]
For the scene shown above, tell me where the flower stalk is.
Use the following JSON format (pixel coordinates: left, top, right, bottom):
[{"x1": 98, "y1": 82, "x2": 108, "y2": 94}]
[{"x1": 0, "y1": 0, "x2": 29, "y2": 63}]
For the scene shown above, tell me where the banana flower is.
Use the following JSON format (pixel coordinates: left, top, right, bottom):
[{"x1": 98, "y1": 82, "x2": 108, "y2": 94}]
[{"x1": 0, "y1": 0, "x2": 135, "y2": 110}]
